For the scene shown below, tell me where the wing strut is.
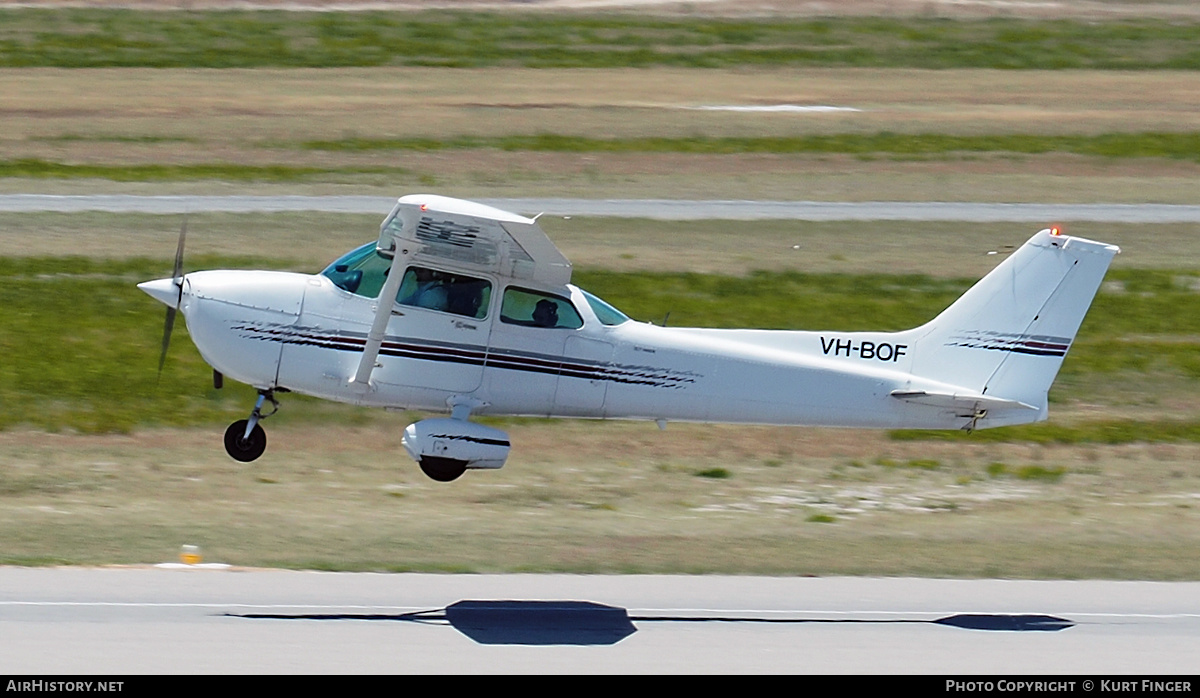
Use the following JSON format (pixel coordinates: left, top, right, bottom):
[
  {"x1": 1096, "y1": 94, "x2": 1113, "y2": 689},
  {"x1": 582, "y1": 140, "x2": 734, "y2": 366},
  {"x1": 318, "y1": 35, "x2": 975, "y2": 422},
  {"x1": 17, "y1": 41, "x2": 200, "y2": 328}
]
[{"x1": 350, "y1": 206, "x2": 419, "y2": 391}]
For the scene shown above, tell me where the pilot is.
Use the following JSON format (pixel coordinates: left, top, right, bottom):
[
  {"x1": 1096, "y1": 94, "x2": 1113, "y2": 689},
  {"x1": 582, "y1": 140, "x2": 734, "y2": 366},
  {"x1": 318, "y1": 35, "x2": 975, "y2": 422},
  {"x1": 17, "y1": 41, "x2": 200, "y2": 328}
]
[
  {"x1": 402, "y1": 268, "x2": 448, "y2": 311},
  {"x1": 532, "y1": 299, "x2": 559, "y2": 328}
]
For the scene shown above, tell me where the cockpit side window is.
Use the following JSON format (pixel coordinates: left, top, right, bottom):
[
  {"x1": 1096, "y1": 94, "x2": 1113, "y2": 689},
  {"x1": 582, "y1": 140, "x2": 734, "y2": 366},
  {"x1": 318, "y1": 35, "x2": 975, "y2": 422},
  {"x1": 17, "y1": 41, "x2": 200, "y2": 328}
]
[
  {"x1": 323, "y1": 245, "x2": 492, "y2": 319},
  {"x1": 397, "y1": 266, "x2": 491, "y2": 320},
  {"x1": 500, "y1": 288, "x2": 583, "y2": 329}
]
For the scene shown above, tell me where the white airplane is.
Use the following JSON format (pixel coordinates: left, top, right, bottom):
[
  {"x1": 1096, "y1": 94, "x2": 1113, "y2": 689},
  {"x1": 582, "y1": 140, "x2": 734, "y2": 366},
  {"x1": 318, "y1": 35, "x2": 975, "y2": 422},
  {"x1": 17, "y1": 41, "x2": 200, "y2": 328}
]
[{"x1": 140, "y1": 194, "x2": 1119, "y2": 482}]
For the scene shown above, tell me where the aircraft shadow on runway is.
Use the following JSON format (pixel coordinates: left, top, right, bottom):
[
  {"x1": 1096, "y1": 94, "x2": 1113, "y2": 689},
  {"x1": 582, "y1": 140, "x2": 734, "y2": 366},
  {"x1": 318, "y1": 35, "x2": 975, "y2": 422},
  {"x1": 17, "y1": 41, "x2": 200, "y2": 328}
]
[{"x1": 226, "y1": 600, "x2": 1073, "y2": 646}]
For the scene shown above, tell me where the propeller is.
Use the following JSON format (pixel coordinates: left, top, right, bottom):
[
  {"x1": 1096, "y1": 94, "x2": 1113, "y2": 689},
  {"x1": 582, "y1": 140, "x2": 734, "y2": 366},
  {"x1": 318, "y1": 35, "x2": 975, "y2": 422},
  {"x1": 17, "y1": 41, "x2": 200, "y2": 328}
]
[{"x1": 157, "y1": 216, "x2": 187, "y2": 378}]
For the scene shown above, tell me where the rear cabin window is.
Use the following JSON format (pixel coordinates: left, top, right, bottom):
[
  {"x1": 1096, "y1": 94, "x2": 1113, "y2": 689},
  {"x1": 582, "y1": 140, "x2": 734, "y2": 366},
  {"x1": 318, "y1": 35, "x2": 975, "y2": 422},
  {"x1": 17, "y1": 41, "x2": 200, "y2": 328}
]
[{"x1": 500, "y1": 288, "x2": 583, "y2": 330}]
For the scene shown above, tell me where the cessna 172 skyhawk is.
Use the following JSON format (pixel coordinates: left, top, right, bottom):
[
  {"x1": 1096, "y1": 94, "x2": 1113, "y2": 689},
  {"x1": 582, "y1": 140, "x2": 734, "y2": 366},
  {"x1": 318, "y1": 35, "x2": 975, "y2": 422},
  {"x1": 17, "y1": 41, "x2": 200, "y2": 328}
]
[{"x1": 140, "y1": 194, "x2": 1119, "y2": 482}]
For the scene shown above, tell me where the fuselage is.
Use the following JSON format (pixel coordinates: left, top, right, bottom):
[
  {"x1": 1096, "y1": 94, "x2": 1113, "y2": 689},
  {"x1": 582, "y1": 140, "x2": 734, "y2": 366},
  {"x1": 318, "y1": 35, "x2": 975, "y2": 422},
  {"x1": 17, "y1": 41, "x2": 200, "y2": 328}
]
[{"x1": 159, "y1": 263, "x2": 993, "y2": 432}]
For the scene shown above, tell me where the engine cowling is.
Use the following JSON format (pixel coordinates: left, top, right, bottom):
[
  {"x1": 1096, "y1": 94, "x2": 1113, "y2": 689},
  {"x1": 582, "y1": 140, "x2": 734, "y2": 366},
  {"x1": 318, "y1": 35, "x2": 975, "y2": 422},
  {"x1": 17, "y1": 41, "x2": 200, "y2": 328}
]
[{"x1": 402, "y1": 418, "x2": 510, "y2": 481}]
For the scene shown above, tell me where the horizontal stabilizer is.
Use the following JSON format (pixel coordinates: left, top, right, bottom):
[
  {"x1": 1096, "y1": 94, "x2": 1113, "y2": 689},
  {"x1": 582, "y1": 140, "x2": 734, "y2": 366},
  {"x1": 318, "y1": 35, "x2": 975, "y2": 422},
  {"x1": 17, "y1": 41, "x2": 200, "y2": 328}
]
[{"x1": 889, "y1": 389, "x2": 1037, "y2": 413}]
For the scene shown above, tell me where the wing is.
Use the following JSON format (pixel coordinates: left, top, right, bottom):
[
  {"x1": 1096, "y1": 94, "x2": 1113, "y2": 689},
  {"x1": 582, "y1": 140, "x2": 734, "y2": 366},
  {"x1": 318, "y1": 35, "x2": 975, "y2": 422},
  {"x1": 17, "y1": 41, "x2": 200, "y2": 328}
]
[{"x1": 376, "y1": 194, "x2": 572, "y2": 287}]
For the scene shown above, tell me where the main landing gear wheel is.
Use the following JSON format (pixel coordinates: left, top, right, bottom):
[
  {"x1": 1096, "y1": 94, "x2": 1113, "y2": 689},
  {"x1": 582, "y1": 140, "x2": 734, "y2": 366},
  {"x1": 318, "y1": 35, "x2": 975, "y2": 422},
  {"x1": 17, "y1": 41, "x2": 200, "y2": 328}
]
[
  {"x1": 419, "y1": 457, "x2": 467, "y2": 482},
  {"x1": 224, "y1": 420, "x2": 266, "y2": 462}
]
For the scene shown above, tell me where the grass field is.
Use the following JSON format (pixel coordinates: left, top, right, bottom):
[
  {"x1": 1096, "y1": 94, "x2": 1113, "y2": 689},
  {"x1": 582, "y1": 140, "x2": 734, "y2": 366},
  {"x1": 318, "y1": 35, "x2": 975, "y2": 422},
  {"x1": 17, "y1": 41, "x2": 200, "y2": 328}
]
[
  {"x1": 3, "y1": 66, "x2": 1200, "y2": 203},
  {"x1": 1, "y1": 215, "x2": 1198, "y2": 577},
  {"x1": 6, "y1": 212, "x2": 1200, "y2": 274},
  {"x1": 2, "y1": 422, "x2": 1198, "y2": 577},
  {"x1": 0, "y1": 7, "x2": 1198, "y2": 577},
  {"x1": 3, "y1": 11, "x2": 1200, "y2": 70}
]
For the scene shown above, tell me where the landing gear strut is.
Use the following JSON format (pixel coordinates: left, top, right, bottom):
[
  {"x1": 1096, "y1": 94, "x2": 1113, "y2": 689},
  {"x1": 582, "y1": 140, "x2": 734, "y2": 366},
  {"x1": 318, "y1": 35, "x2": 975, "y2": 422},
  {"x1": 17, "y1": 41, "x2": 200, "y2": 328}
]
[{"x1": 224, "y1": 390, "x2": 278, "y2": 462}]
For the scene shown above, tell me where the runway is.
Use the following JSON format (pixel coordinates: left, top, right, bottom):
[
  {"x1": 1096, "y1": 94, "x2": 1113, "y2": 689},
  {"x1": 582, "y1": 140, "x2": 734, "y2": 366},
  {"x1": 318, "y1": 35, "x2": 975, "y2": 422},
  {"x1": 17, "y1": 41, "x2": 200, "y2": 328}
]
[
  {"x1": 2, "y1": 567, "x2": 1198, "y2": 673},
  {"x1": 4, "y1": 194, "x2": 1200, "y2": 222}
]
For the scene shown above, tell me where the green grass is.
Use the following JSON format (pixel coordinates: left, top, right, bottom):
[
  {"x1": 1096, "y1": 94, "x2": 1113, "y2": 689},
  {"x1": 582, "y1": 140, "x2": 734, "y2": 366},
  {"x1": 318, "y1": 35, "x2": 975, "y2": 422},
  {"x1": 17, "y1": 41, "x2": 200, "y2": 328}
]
[
  {"x1": 1, "y1": 256, "x2": 1196, "y2": 436},
  {"x1": 0, "y1": 255, "x2": 365, "y2": 432},
  {"x1": 1014, "y1": 465, "x2": 1067, "y2": 482},
  {"x1": 297, "y1": 133, "x2": 1200, "y2": 163},
  {"x1": 2, "y1": 11, "x2": 1200, "y2": 70},
  {"x1": 31, "y1": 134, "x2": 199, "y2": 145},
  {"x1": 11, "y1": 133, "x2": 1200, "y2": 184},
  {"x1": 575, "y1": 269, "x2": 971, "y2": 331},
  {"x1": 576, "y1": 268, "x2": 1200, "y2": 336},
  {"x1": 0, "y1": 256, "x2": 284, "y2": 433},
  {"x1": 0, "y1": 159, "x2": 399, "y2": 183},
  {"x1": 1060, "y1": 340, "x2": 1200, "y2": 379},
  {"x1": 983, "y1": 462, "x2": 1066, "y2": 480},
  {"x1": 892, "y1": 419, "x2": 1200, "y2": 444}
]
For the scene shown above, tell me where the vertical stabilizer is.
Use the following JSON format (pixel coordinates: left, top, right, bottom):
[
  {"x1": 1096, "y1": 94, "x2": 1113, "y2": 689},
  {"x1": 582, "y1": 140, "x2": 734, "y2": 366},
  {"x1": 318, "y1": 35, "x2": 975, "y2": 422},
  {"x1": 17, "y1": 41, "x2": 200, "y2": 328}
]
[{"x1": 907, "y1": 229, "x2": 1119, "y2": 417}]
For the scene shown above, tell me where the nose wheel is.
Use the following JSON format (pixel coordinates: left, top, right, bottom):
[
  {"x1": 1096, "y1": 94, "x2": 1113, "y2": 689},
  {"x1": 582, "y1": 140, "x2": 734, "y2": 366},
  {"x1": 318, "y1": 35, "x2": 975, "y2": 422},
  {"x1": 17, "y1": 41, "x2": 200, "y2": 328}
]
[
  {"x1": 224, "y1": 420, "x2": 267, "y2": 462},
  {"x1": 224, "y1": 390, "x2": 278, "y2": 462}
]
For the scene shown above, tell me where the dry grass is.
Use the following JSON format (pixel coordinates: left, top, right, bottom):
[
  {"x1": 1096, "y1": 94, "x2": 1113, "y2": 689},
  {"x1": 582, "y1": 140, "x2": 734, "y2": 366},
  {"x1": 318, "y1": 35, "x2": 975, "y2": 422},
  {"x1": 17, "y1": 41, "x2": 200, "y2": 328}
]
[
  {"x1": 2, "y1": 68, "x2": 1200, "y2": 202},
  {"x1": 6, "y1": 158, "x2": 1200, "y2": 205},
  {"x1": 0, "y1": 212, "x2": 1196, "y2": 279},
  {"x1": 5, "y1": 68, "x2": 1200, "y2": 141},
  {"x1": 1, "y1": 422, "x2": 1197, "y2": 577}
]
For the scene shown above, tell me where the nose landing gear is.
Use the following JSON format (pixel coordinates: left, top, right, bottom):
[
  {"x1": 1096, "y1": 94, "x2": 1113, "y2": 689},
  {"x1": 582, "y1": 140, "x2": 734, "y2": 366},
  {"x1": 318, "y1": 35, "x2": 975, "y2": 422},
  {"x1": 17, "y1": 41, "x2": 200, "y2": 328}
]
[{"x1": 224, "y1": 390, "x2": 279, "y2": 463}]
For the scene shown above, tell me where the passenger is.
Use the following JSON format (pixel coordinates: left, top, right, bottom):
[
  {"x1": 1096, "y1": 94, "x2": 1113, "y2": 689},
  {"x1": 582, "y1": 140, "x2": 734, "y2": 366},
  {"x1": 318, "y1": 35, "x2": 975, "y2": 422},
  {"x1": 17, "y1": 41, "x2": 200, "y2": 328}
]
[
  {"x1": 447, "y1": 283, "x2": 483, "y2": 318},
  {"x1": 532, "y1": 299, "x2": 558, "y2": 328}
]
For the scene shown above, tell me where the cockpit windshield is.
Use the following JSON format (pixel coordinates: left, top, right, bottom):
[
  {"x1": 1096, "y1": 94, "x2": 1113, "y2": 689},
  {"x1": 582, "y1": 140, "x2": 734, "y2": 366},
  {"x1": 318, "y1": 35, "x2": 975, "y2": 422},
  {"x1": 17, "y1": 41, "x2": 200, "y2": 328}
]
[
  {"x1": 321, "y1": 242, "x2": 389, "y2": 297},
  {"x1": 580, "y1": 289, "x2": 630, "y2": 326}
]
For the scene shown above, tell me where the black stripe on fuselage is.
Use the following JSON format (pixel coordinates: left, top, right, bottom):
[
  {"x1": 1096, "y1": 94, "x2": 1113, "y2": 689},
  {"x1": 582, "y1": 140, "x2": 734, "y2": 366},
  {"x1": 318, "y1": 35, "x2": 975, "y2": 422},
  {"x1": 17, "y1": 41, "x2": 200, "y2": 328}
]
[
  {"x1": 429, "y1": 433, "x2": 510, "y2": 447},
  {"x1": 233, "y1": 324, "x2": 697, "y2": 388}
]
